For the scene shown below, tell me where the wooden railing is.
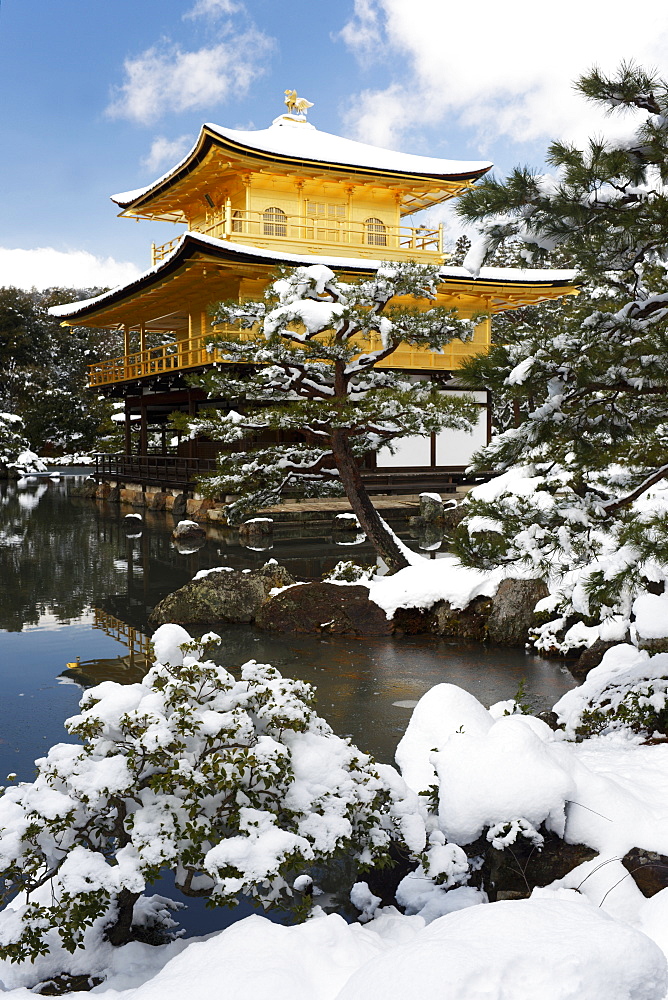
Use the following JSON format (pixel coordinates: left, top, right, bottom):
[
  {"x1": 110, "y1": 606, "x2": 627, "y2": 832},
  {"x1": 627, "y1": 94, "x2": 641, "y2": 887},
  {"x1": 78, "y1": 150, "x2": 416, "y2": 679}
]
[
  {"x1": 151, "y1": 213, "x2": 443, "y2": 264},
  {"x1": 88, "y1": 321, "x2": 488, "y2": 387},
  {"x1": 87, "y1": 329, "x2": 249, "y2": 386},
  {"x1": 94, "y1": 453, "x2": 219, "y2": 490}
]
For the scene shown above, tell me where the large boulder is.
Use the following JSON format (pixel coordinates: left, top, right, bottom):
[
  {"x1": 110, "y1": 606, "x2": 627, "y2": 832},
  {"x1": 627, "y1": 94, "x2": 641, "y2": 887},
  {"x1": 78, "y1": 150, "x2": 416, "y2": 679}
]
[
  {"x1": 570, "y1": 638, "x2": 625, "y2": 683},
  {"x1": 239, "y1": 517, "x2": 274, "y2": 542},
  {"x1": 172, "y1": 519, "x2": 206, "y2": 541},
  {"x1": 431, "y1": 597, "x2": 493, "y2": 641},
  {"x1": 486, "y1": 578, "x2": 549, "y2": 646},
  {"x1": 172, "y1": 493, "x2": 188, "y2": 521},
  {"x1": 419, "y1": 492, "x2": 444, "y2": 521},
  {"x1": 149, "y1": 562, "x2": 295, "y2": 626},
  {"x1": 622, "y1": 848, "x2": 668, "y2": 897},
  {"x1": 256, "y1": 582, "x2": 393, "y2": 635},
  {"x1": 472, "y1": 829, "x2": 596, "y2": 901}
]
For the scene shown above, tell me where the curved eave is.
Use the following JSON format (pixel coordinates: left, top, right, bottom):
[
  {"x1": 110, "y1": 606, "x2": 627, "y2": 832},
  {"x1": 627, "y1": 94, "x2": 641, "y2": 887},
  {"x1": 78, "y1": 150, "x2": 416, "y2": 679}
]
[
  {"x1": 50, "y1": 233, "x2": 579, "y2": 328},
  {"x1": 112, "y1": 124, "x2": 491, "y2": 217}
]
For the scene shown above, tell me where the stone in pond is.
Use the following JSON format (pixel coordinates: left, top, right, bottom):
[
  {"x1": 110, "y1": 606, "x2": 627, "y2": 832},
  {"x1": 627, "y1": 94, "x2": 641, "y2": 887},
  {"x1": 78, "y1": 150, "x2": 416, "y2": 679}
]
[
  {"x1": 149, "y1": 562, "x2": 295, "y2": 626},
  {"x1": 256, "y1": 582, "x2": 393, "y2": 635}
]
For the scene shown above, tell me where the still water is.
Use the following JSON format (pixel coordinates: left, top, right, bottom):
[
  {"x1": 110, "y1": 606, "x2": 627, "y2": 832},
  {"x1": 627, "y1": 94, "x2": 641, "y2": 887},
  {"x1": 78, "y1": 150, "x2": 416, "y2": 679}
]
[
  {"x1": 0, "y1": 476, "x2": 576, "y2": 775},
  {"x1": 0, "y1": 476, "x2": 576, "y2": 932}
]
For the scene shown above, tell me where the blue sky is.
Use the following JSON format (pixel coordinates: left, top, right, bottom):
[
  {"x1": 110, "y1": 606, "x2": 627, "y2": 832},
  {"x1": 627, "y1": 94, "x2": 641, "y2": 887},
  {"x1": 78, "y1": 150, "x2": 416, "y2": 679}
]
[{"x1": 2, "y1": 0, "x2": 668, "y2": 289}]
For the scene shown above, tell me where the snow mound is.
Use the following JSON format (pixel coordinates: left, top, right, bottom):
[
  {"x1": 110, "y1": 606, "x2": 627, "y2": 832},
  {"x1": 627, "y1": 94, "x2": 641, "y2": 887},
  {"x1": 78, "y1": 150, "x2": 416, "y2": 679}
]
[
  {"x1": 337, "y1": 897, "x2": 667, "y2": 1000},
  {"x1": 432, "y1": 713, "x2": 573, "y2": 845},
  {"x1": 396, "y1": 683, "x2": 493, "y2": 794}
]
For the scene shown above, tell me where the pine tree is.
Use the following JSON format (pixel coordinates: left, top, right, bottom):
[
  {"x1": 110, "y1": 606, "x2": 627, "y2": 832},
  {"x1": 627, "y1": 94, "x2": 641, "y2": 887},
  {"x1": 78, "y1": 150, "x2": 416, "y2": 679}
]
[
  {"x1": 452, "y1": 63, "x2": 668, "y2": 625},
  {"x1": 177, "y1": 262, "x2": 481, "y2": 572}
]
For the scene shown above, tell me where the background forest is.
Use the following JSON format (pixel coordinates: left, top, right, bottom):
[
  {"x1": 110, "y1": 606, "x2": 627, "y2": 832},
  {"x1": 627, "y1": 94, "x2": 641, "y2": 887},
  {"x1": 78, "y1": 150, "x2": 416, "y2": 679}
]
[{"x1": 0, "y1": 286, "x2": 122, "y2": 457}]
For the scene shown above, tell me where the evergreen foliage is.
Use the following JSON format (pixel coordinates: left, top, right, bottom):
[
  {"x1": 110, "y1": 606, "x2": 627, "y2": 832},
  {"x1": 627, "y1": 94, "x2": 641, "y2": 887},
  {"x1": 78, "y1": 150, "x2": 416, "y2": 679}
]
[
  {"x1": 0, "y1": 287, "x2": 121, "y2": 455},
  {"x1": 0, "y1": 412, "x2": 43, "y2": 475},
  {"x1": 452, "y1": 63, "x2": 668, "y2": 624},
  {"x1": 177, "y1": 261, "x2": 481, "y2": 571}
]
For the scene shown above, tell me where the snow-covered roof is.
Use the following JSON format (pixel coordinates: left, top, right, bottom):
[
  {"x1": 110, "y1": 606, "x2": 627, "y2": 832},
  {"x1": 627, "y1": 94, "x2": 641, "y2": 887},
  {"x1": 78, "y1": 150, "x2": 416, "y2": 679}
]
[
  {"x1": 111, "y1": 117, "x2": 492, "y2": 209},
  {"x1": 49, "y1": 232, "x2": 578, "y2": 324}
]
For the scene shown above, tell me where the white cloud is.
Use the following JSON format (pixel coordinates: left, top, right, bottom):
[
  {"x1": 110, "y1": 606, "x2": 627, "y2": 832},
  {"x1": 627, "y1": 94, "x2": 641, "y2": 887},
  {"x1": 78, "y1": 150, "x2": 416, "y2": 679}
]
[
  {"x1": 107, "y1": 30, "x2": 273, "y2": 125},
  {"x1": 141, "y1": 135, "x2": 193, "y2": 173},
  {"x1": 0, "y1": 248, "x2": 141, "y2": 292},
  {"x1": 339, "y1": 0, "x2": 668, "y2": 154},
  {"x1": 184, "y1": 0, "x2": 241, "y2": 19}
]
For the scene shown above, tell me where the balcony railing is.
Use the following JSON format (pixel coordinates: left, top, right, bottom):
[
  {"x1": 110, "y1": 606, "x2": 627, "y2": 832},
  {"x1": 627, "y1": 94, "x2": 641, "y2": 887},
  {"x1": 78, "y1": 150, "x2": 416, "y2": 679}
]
[
  {"x1": 88, "y1": 330, "x2": 250, "y2": 386},
  {"x1": 88, "y1": 321, "x2": 488, "y2": 388},
  {"x1": 151, "y1": 211, "x2": 443, "y2": 265}
]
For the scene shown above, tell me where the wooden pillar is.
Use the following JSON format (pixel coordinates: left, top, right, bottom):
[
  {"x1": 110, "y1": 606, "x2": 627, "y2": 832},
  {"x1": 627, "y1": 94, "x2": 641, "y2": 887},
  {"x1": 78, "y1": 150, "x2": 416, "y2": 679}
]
[
  {"x1": 139, "y1": 322, "x2": 146, "y2": 355},
  {"x1": 243, "y1": 174, "x2": 251, "y2": 228},
  {"x1": 188, "y1": 391, "x2": 197, "y2": 460},
  {"x1": 296, "y1": 179, "x2": 304, "y2": 239},
  {"x1": 139, "y1": 398, "x2": 148, "y2": 455},
  {"x1": 124, "y1": 401, "x2": 132, "y2": 456},
  {"x1": 123, "y1": 324, "x2": 130, "y2": 380}
]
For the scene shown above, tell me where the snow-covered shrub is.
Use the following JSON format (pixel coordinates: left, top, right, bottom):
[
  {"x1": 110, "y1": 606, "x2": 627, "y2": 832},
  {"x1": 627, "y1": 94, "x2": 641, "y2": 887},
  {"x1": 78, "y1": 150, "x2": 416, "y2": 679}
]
[
  {"x1": 554, "y1": 644, "x2": 668, "y2": 739},
  {"x1": 454, "y1": 468, "x2": 668, "y2": 655},
  {"x1": 323, "y1": 560, "x2": 375, "y2": 584},
  {"x1": 0, "y1": 412, "x2": 46, "y2": 475},
  {"x1": 0, "y1": 626, "x2": 411, "y2": 962}
]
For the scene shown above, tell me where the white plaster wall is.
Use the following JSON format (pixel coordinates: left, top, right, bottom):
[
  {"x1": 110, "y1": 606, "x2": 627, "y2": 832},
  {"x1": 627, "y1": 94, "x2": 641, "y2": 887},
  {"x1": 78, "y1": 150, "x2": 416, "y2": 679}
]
[
  {"x1": 376, "y1": 390, "x2": 488, "y2": 469},
  {"x1": 376, "y1": 435, "x2": 431, "y2": 467}
]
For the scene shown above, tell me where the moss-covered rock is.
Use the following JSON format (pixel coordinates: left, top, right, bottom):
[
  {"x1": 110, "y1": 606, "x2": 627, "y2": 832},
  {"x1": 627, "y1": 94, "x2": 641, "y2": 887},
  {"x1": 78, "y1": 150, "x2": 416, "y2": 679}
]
[
  {"x1": 486, "y1": 578, "x2": 549, "y2": 646},
  {"x1": 431, "y1": 597, "x2": 493, "y2": 640},
  {"x1": 149, "y1": 562, "x2": 294, "y2": 626},
  {"x1": 256, "y1": 582, "x2": 393, "y2": 635}
]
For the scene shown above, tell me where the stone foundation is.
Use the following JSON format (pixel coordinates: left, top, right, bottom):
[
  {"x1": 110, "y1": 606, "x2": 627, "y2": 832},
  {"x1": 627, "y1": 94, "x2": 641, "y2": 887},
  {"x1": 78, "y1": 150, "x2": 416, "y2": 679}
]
[{"x1": 82, "y1": 480, "x2": 230, "y2": 524}]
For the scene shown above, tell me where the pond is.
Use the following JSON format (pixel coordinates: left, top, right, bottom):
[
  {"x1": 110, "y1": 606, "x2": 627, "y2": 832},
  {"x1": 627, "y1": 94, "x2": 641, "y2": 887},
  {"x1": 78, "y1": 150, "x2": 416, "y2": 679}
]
[{"x1": 0, "y1": 476, "x2": 577, "y2": 932}]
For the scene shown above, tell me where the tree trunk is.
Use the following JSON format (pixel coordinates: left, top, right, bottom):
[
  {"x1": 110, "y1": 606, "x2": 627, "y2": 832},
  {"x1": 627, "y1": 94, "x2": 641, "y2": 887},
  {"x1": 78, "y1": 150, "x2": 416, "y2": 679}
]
[
  {"x1": 104, "y1": 888, "x2": 141, "y2": 946},
  {"x1": 331, "y1": 429, "x2": 411, "y2": 573}
]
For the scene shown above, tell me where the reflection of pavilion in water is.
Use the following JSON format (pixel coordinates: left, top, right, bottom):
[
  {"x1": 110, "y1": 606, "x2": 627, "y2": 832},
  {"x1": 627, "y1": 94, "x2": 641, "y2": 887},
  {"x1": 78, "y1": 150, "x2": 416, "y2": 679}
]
[
  {"x1": 62, "y1": 611, "x2": 153, "y2": 687},
  {"x1": 60, "y1": 502, "x2": 393, "y2": 687}
]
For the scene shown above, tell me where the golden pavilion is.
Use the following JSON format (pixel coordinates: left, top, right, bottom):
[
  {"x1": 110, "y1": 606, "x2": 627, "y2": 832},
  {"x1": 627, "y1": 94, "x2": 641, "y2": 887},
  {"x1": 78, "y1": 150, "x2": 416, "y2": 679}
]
[{"x1": 51, "y1": 95, "x2": 576, "y2": 494}]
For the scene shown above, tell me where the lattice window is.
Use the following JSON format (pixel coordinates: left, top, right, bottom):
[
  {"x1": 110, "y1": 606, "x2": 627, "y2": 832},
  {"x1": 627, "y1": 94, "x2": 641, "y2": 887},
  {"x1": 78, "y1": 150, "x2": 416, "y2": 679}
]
[
  {"x1": 231, "y1": 210, "x2": 243, "y2": 233},
  {"x1": 305, "y1": 200, "x2": 346, "y2": 220},
  {"x1": 365, "y1": 217, "x2": 387, "y2": 246},
  {"x1": 263, "y1": 206, "x2": 287, "y2": 236}
]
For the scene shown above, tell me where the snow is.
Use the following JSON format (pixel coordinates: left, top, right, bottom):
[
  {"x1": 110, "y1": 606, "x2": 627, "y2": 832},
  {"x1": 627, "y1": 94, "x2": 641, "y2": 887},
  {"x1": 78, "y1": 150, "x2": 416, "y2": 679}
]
[
  {"x1": 507, "y1": 356, "x2": 535, "y2": 385},
  {"x1": 4, "y1": 666, "x2": 668, "y2": 998},
  {"x1": 193, "y1": 565, "x2": 234, "y2": 580},
  {"x1": 150, "y1": 623, "x2": 193, "y2": 668},
  {"x1": 0, "y1": 894, "x2": 663, "y2": 1000},
  {"x1": 395, "y1": 683, "x2": 493, "y2": 793},
  {"x1": 432, "y1": 714, "x2": 574, "y2": 845},
  {"x1": 553, "y1": 644, "x2": 668, "y2": 740},
  {"x1": 337, "y1": 897, "x2": 667, "y2": 1000},
  {"x1": 633, "y1": 592, "x2": 668, "y2": 639},
  {"x1": 367, "y1": 552, "x2": 508, "y2": 618},
  {"x1": 111, "y1": 119, "x2": 493, "y2": 208},
  {"x1": 48, "y1": 231, "x2": 576, "y2": 322}
]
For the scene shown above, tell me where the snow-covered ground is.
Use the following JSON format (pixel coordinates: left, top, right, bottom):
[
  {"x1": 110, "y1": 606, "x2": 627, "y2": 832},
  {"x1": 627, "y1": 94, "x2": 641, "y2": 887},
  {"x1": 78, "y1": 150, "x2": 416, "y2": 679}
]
[{"x1": 2, "y1": 626, "x2": 668, "y2": 998}]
